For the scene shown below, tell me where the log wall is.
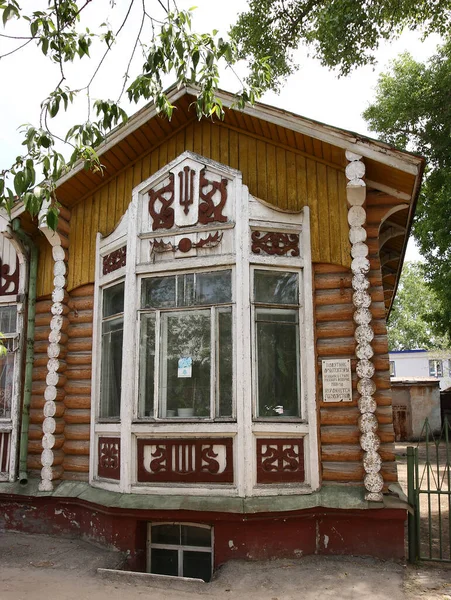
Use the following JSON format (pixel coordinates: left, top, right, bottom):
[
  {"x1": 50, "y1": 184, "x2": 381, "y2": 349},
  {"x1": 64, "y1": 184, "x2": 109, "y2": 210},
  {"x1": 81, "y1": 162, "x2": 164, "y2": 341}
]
[{"x1": 315, "y1": 195, "x2": 398, "y2": 487}]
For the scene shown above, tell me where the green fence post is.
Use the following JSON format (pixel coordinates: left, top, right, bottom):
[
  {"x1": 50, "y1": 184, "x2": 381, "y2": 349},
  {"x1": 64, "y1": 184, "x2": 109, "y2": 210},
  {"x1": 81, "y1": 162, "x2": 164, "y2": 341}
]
[{"x1": 407, "y1": 446, "x2": 417, "y2": 563}]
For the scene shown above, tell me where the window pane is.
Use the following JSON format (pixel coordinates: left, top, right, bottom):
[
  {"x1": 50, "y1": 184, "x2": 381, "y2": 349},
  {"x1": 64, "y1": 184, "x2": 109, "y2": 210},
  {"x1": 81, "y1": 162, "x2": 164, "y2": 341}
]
[
  {"x1": 183, "y1": 551, "x2": 212, "y2": 582},
  {"x1": 196, "y1": 271, "x2": 231, "y2": 305},
  {"x1": 138, "y1": 314, "x2": 155, "y2": 417},
  {"x1": 256, "y1": 308, "x2": 300, "y2": 417},
  {"x1": 161, "y1": 311, "x2": 211, "y2": 417},
  {"x1": 177, "y1": 274, "x2": 194, "y2": 307},
  {"x1": 152, "y1": 524, "x2": 180, "y2": 545},
  {"x1": 181, "y1": 525, "x2": 211, "y2": 547},
  {"x1": 151, "y1": 548, "x2": 178, "y2": 577},
  {"x1": 218, "y1": 308, "x2": 233, "y2": 417},
  {"x1": 0, "y1": 342, "x2": 15, "y2": 419},
  {"x1": 142, "y1": 277, "x2": 176, "y2": 309},
  {"x1": 0, "y1": 306, "x2": 16, "y2": 334},
  {"x1": 254, "y1": 271, "x2": 298, "y2": 305},
  {"x1": 103, "y1": 282, "x2": 124, "y2": 317},
  {"x1": 100, "y1": 317, "x2": 123, "y2": 419}
]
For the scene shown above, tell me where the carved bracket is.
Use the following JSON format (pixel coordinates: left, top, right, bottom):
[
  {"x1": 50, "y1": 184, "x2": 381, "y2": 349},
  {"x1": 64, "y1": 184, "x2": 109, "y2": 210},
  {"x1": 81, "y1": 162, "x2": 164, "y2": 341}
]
[{"x1": 0, "y1": 256, "x2": 19, "y2": 296}]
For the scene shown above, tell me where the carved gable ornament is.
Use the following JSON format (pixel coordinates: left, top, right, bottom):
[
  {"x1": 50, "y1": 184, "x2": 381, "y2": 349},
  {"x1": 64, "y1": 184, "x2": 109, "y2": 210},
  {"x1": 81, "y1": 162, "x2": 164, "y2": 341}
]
[{"x1": 144, "y1": 153, "x2": 233, "y2": 233}]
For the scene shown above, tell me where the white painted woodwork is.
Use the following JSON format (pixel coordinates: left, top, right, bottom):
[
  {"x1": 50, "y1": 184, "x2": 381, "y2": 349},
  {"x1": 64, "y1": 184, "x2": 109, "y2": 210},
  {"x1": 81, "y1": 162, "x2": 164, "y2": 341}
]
[
  {"x1": 346, "y1": 153, "x2": 383, "y2": 502},
  {"x1": 91, "y1": 151, "x2": 320, "y2": 497}
]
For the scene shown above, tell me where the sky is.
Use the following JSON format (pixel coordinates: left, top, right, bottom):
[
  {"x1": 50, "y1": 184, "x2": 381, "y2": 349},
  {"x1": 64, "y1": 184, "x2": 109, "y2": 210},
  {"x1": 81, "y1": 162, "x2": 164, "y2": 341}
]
[{"x1": 0, "y1": 1, "x2": 442, "y2": 259}]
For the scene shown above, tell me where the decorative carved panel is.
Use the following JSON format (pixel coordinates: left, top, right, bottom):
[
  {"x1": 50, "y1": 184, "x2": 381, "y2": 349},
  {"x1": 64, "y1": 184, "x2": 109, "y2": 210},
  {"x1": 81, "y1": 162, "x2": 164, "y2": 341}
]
[
  {"x1": 0, "y1": 256, "x2": 19, "y2": 296},
  {"x1": 148, "y1": 173, "x2": 175, "y2": 230},
  {"x1": 198, "y1": 169, "x2": 228, "y2": 225},
  {"x1": 147, "y1": 166, "x2": 228, "y2": 231},
  {"x1": 251, "y1": 231, "x2": 299, "y2": 257},
  {"x1": 102, "y1": 246, "x2": 127, "y2": 275},
  {"x1": 98, "y1": 437, "x2": 121, "y2": 480},
  {"x1": 137, "y1": 438, "x2": 233, "y2": 483},
  {"x1": 256, "y1": 438, "x2": 304, "y2": 483},
  {"x1": 151, "y1": 231, "x2": 223, "y2": 254}
]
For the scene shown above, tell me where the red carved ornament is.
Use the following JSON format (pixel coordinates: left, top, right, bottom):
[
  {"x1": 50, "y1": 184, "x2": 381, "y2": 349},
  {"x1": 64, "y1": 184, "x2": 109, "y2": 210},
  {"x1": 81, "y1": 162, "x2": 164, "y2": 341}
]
[
  {"x1": 256, "y1": 438, "x2": 304, "y2": 483},
  {"x1": 0, "y1": 256, "x2": 19, "y2": 296},
  {"x1": 198, "y1": 169, "x2": 228, "y2": 225},
  {"x1": 137, "y1": 437, "x2": 233, "y2": 483},
  {"x1": 148, "y1": 173, "x2": 175, "y2": 231},
  {"x1": 251, "y1": 231, "x2": 300, "y2": 257},
  {"x1": 98, "y1": 437, "x2": 121, "y2": 480},
  {"x1": 102, "y1": 246, "x2": 126, "y2": 275}
]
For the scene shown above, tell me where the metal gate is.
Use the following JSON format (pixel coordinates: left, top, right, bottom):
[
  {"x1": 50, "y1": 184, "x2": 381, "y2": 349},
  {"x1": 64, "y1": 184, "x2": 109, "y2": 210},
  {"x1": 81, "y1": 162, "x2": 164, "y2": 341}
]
[{"x1": 407, "y1": 417, "x2": 451, "y2": 563}]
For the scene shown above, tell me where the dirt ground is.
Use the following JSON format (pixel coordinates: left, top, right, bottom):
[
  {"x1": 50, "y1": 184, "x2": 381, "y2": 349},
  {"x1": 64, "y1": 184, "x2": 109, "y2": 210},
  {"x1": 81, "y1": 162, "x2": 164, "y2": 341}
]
[{"x1": 1, "y1": 444, "x2": 450, "y2": 599}]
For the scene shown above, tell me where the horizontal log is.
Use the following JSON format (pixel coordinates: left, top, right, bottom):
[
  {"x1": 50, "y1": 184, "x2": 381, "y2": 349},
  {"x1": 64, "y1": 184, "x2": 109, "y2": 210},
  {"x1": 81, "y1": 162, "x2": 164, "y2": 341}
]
[
  {"x1": 70, "y1": 284, "x2": 94, "y2": 297},
  {"x1": 57, "y1": 216, "x2": 70, "y2": 236},
  {"x1": 321, "y1": 444, "x2": 362, "y2": 462},
  {"x1": 67, "y1": 339, "x2": 93, "y2": 353},
  {"x1": 320, "y1": 407, "x2": 360, "y2": 426},
  {"x1": 315, "y1": 288, "x2": 353, "y2": 306},
  {"x1": 63, "y1": 408, "x2": 91, "y2": 424},
  {"x1": 58, "y1": 204, "x2": 71, "y2": 222},
  {"x1": 376, "y1": 406, "x2": 393, "y2": 425},
  {"x1": 35, "y1": 300, "x2": 54, "y2": 315},
  {"x1": 374, "y1": 390, "x2": 393, "y2": 406},
  {"x1": 69, "y1": 297, "x2": 93, "y2": 311},
  {"x1": 321, "y1": 427, "x2": 359, "y2": 445},
  {"x1": 315, "y1": 273, "x2": 352, "y2": 290},
  {"x1": 314, "y1": 263, "x2": 350, "y2": 275},
  {"x1": 30, "y1": 390, "x2": 66, "y2": 408},
  {"x1": 315, "y1": 303, "x2": 354, "y2": 322},
  {"x1": 63, "y1": 454, "x2": 89, "y2": 472},
  {"x1": 29, "y1": 398, "x2": 66, "y2": 418},
  {"x1": 64, "y1": 395, "x2": 91, "y2": 410},
  {"x1": 65, "y1": 382, "x2": 92, "y2": 396},
  {"x1": 68, "y1": 324, "x2": 93, "y2": 339},
  {"x1": 63, "y1": 440, "x2": 90, "y2": 455},
  {"x1": 65, "y1": 368, "x2": 92, "y2": 381},
  {"x1": 64, "y1": 424, "x2": 90, "y2": 441},
  {"x1": 66, "y1": 353, "x2": 93, "y2": 366},
  {"x1": 27, "y1": 455, "x2": 42, "y2": 470},
  {"x1": 68, "y1": 311, "x2": 93, "y2": 324},
  {"x1": 316, "y1": 321, "x2": 355, "y2": 339},
  {"x1": 322, "y1": 462, "x2": 363, "y2": 482},
  {"x1": 317, "y1": 337, "x2": 356, "y2": 356},
  {"x1": 35, "y1": 314, "x2": 51, "y2": 328},
  {"x1": 27, "y1": 435, "x2": 65, "y2": 453}
]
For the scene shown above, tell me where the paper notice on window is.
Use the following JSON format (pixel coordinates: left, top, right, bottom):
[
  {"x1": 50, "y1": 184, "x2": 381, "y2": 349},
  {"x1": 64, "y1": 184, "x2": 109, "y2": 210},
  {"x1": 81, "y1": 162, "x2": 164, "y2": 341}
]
[
  {"x1": 178, "y1": 357, "x2": 192, "y2": 378},
  {"x1": 322, "y1": 359, "x2": 352, "y2": 402}
]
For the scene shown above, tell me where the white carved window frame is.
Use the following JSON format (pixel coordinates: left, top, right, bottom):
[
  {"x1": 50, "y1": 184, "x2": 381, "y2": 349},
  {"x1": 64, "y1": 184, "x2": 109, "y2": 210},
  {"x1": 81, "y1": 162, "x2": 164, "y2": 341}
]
[
  {"x1": 90, "y1": 151, "x2": 319, "y2": 496},
  {"x1": 0, "y1": 225, "x2": 27, "y2": 482}
]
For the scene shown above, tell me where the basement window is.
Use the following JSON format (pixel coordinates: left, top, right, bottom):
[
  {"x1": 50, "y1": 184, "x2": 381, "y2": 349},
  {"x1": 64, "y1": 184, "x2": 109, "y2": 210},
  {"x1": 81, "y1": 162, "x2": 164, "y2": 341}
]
[{"x1": 147, "y1": 523, "x2": 212, "y2": 582}]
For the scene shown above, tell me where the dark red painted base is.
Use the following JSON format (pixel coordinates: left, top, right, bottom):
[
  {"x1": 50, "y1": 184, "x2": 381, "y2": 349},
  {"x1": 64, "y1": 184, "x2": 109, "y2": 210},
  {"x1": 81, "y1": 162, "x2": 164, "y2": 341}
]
[{"x1": 0, "y1": 494, "x2": 406, "y2": 570}]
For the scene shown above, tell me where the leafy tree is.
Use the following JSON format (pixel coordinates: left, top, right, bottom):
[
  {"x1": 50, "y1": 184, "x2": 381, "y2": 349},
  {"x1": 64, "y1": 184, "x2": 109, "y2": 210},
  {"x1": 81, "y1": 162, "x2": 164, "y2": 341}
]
[
  {"x1": 363, "y1": 40, "x2": 451, "y2": 339},
  {"x1": 387, "y1": 262, "x2": 449, "y2": 351},
  {"x1": 1, "y1": 0, "x2": 451, "y2": 228},
  {"x1": 230, "y1": 1, "x2": 451, "y2": 89}
]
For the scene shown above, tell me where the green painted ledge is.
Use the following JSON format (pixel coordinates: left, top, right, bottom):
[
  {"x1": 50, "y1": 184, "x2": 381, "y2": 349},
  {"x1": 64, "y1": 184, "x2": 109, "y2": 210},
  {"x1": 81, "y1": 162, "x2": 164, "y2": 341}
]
[{"x1": 0, "y1": 479, "x2": 408, "y2": 514}]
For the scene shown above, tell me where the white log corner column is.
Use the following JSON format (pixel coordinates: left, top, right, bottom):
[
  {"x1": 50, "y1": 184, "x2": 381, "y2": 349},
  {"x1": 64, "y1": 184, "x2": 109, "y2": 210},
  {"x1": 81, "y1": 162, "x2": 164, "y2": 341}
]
[
  {"x1": 38, "y1": 206, "x2": 68, "y2": 492},
  {"x1": 345, "y1": 151, "x2": 383, "y2": 502}
]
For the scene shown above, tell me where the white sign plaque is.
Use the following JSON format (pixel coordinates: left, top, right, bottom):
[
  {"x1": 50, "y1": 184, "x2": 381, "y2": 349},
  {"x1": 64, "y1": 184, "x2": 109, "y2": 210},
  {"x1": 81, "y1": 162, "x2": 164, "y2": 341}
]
[{"x1": 322, "y1": 359, "x2": 352, "y2": 402}]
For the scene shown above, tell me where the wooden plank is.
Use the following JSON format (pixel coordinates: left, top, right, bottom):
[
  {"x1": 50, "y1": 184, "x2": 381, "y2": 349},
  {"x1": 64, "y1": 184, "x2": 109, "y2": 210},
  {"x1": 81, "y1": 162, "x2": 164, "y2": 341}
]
[
  {"x1": 229, "y1": 129, "x2": 239, "y2": 171},
  {"x1": 202, "y1": 120, "x2": 211, "y2": 158},
  {"x1": 98, "y1": 180, "x2": 109, "y2": 236},
  {"x1": 247, "y1": 135, "x2": 257, "y2": 197},
  {"x1": 276, "y1": 147, "x2": 287, "y2": 210},
  {"x1": 316, "y1": 162, "x2": 330, "y2": 262},
  {"x1": 286, "y1": 150, "x2": 297, "y2": 210},
  {"x1": 266, "y1": 140, "x2": 277, "y2": 207},
  {"x1": 80, "y1": 195, "x2": 93, "y2": 286},
  {"x1": 306, "y1": 159, "x2": 319, "y2": 262},
  {"x1": 184, "y1": 122, "x2": 194, "y2": 153},
  {"x1": 327, "y1": 167, "x2": 342, "y2": 265},
  {"x1": 238, "y1": 132, "x2": 249, "y2": 188},
  {"x1": 256, "y1": 140, "x2": 267, "y2": 200},
  {"x1": 141, "y1": 152, "x2": 151, "y2": 181},
  {"x1": 176, "y1": 129, "x2": 185, "y2": 156},
  {"x1": 220, "y1": 125, "x2": 229, "y2": 166},
  {"x1": 166, "y1": 132, "x2": 177, "y2": 164},
  {"x1": 115, "y1": 170, "x2": 126, "y2": 222},
  {"x1": 295, "y1": 154, "x2": 307, "y2": 211},
  {"x1": 338, "y1": 171, "x2": 351, "y2": 267},
  {"x1": 211, "y1": 121, "x2": 220, "y2": 162}
]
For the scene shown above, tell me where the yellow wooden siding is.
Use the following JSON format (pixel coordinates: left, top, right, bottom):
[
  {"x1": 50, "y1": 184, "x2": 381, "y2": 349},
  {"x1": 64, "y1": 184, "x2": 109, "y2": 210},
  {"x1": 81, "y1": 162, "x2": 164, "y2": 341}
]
[{"x1": 35, "y1": 120, "x2": 351, "y2": 295}]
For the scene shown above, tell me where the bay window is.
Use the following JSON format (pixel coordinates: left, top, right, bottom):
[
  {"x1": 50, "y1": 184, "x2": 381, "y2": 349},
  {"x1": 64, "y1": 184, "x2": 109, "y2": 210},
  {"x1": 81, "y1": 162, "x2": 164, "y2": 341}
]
[{"x1": 138, "y1": 270, "x2": 233, "y2": 419}]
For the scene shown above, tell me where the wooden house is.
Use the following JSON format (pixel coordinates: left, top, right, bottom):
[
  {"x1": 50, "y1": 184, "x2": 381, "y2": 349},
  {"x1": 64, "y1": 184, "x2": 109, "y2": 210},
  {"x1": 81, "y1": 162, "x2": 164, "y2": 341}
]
[{"x1": 0, "y1": 86, "x2": 424, "y2": 578}]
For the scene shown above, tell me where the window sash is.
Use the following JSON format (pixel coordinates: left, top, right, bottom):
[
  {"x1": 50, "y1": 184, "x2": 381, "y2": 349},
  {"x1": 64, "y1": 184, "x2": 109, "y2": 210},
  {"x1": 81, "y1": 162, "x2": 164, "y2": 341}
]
[{"x1": 138, "y1": 305, "x2": 233, "y2": 420}]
